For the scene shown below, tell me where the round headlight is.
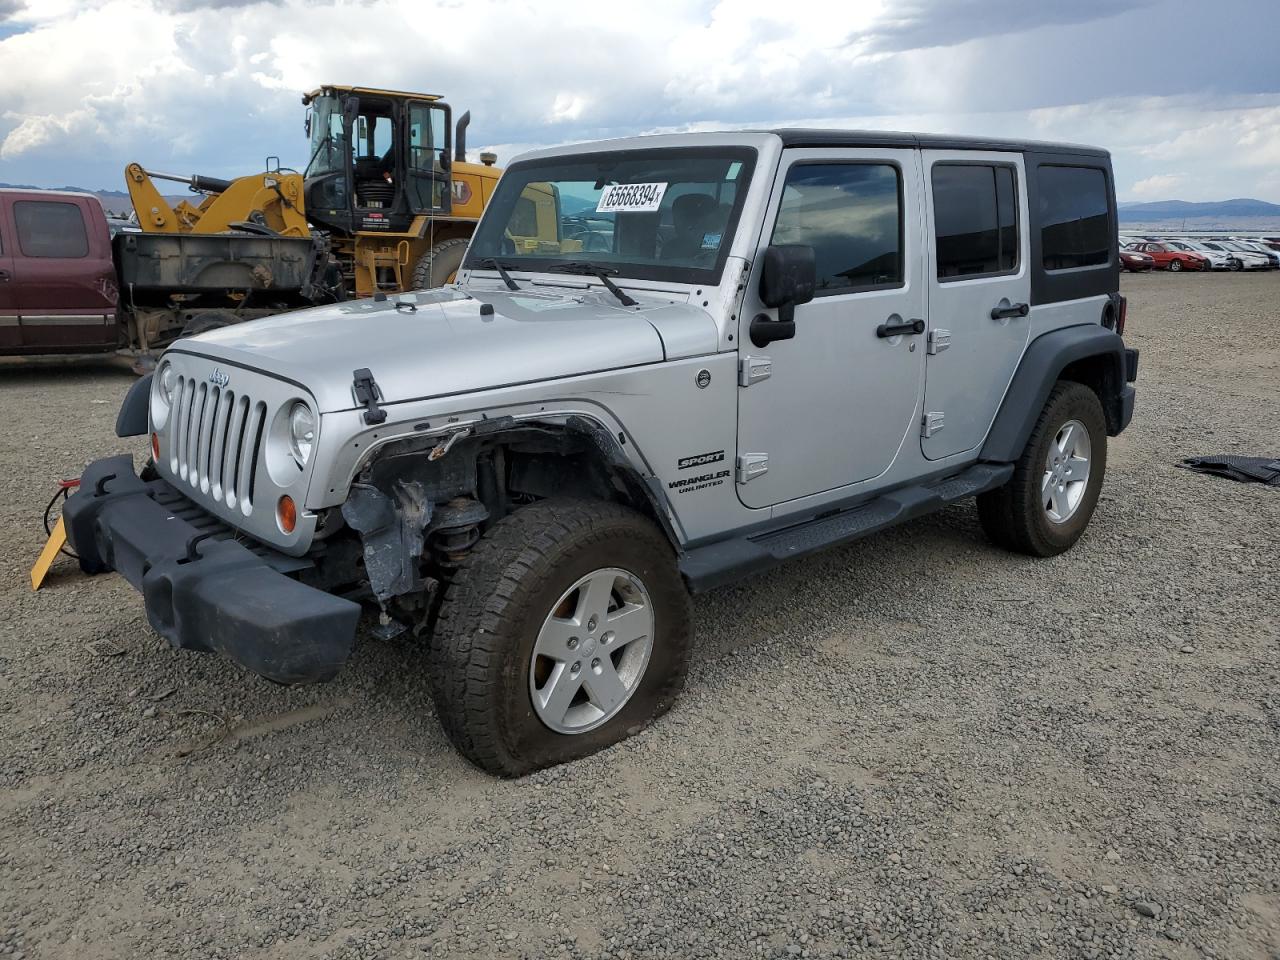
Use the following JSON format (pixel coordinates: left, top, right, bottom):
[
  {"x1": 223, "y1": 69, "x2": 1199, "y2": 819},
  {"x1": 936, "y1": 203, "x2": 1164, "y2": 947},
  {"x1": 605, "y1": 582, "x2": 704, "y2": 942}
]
[
  {"x1": 150, "y1": 362, "x2": 175, "y2": 430},
  {"x1": 288, "y1": 401, "x2": 315, "y2": 465},
  {"x1": 157, "y1": 363, "x2": 176, "y2": 403}
]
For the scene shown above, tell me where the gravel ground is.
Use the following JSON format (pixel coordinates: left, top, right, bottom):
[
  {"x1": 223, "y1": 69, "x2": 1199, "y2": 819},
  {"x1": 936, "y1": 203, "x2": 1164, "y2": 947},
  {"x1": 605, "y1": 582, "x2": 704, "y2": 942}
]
[{"x1": 1, "y1": 272, "x2": 1278, "y2": 960}]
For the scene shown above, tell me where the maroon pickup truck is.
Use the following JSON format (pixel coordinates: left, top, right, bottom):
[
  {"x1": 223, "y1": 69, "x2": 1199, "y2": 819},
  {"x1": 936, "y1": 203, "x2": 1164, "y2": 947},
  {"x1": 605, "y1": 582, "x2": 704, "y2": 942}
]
[
  {"x1": 1, "y1": 187, "x2": 330, "y2": 364},
  {"x1": 0, "y1": 189, "x2": 119, "y2": 355}
]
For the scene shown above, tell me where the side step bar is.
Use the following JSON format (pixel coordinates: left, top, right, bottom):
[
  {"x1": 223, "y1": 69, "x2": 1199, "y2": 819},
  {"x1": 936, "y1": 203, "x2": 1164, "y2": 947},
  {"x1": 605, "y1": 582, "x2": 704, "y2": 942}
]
[{"x1": 679, "y1": 462, "x2": 1013, "y2": 593}]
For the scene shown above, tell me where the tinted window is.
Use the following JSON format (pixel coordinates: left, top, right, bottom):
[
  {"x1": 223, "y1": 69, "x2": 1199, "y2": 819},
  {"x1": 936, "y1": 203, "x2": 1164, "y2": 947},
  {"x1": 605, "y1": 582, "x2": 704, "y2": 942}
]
[
  {"x1": 1039, "y1": 165, "x2": 1110, "y2": 270},
  {"x1": 14, "y1": 201, "x2": 89, "y2": 258},
  {"x1": 771, "y1": 163, "x2": 902, "y2": 293},
  {"x1": 932, "y1": 164, "x2": 1019, "y2": 279}
]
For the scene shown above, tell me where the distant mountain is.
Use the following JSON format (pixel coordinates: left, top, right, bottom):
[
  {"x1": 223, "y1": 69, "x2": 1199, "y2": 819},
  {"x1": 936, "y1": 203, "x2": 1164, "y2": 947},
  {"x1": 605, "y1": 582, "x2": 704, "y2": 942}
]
[
  {"x1": 1118, "y1": 198, "x2": 1280, "y2": 222},
  {"x1": 0, "y1": 181, "x2": 186, "y2": 217}
]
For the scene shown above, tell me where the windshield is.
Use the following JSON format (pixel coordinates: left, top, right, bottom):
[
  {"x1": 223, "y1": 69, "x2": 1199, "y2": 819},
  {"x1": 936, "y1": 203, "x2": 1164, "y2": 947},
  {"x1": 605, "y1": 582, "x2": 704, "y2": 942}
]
[
  {"x1": 465, "y1": 147, "x2": 757, "y2": 284},
  {"x1": 304, "y1": 95, "x2": 347, "y2": 178}
]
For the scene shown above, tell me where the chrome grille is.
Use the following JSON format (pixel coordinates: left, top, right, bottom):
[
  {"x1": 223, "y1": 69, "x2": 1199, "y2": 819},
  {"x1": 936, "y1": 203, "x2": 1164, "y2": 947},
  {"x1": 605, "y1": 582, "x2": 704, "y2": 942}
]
[{"x1": 168, "y1": 374, "x2": 266, "y2": 516}]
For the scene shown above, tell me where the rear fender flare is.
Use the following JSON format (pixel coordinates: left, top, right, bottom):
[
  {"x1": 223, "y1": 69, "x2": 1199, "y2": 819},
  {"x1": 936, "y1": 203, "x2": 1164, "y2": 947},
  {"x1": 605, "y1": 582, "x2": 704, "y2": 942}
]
[{"x1": 982, "y1": 324, "x2": 1125, "y2": 462}]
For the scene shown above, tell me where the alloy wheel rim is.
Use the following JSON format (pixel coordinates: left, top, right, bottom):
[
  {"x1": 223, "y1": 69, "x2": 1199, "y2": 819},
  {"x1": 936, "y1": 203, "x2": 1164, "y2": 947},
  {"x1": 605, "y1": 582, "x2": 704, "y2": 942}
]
[
  {"x1": 529, "y1": 567, "x2": 654, "y2": 734},
  {"x1": 1043, "y1": 419, "x2": 1092, "y2": 524}
]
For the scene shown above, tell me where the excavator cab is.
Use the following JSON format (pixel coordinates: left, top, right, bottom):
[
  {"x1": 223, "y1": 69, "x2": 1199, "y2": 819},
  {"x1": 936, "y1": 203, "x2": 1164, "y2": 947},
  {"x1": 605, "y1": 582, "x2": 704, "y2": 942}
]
[
  {"x1": 302, "y1": 86, "x2": 453, "y2": 236},
  {"x1": 300, "y1": 84, "x2": 499, "y2": 295}
]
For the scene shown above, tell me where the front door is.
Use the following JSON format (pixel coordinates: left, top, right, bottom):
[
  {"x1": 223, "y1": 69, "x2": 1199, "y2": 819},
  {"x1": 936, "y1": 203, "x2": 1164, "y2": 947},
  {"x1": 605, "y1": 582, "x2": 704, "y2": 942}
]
[
  {"x1": 736, "y1": 148, "x2": 926, "y2": 509},
  {"x1": 920, "y1": 151, "x2": 1032, "y2": 460},
  {"x1": 407, "y1": 100, "x2": 452, "y2": 215},
  {"x1": 10, "y1": 197, "x2": 115, "y2": 351}
]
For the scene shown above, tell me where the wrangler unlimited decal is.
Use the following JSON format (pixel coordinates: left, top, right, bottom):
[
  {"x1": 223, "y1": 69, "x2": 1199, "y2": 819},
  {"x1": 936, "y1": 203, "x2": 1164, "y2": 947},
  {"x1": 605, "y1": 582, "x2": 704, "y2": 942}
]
[{"x1": 668, "y1": 469, "x2": 731, "y2": 494}]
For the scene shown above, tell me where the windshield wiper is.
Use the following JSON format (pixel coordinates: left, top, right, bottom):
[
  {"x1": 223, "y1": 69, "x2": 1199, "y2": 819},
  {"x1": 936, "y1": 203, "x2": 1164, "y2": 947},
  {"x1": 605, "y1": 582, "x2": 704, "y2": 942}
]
[
  {"x1": 477, "y1": 257, "x2": 520, "y2": 291},
  {"x1": 546, "y1": 262, "x2": 637, "y2": 307}
]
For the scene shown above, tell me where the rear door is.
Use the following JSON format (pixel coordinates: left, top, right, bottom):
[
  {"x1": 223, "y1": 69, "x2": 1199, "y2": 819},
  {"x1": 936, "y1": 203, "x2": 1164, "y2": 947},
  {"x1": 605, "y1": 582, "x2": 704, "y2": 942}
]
[
  {"x1": 10, "y1": 196, "x2": 116, "y2": 351},
  {"x1": 736, "y1": 147, "x2": 926, "y2": 508},
  {"x1": 920, "y1": 151, "x2": 1031, "y2": 460},
  {"x1": 0, "y1": 197, "x2": 17, "y2": 350}
]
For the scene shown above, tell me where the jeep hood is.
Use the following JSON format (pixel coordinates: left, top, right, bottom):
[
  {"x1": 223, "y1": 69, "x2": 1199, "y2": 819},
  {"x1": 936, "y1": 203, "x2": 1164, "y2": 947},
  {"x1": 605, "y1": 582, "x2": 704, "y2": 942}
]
[{"x1": 175, "y1": 286, "x2": 719, "y2": 413}]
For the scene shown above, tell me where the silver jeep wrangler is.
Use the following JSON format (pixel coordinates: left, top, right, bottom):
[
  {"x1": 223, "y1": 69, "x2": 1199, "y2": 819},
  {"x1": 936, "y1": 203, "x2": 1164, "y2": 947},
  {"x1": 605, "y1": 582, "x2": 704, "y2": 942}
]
[{"x1": 67, "y1": 130, "x2": 1138, "y2": 775}]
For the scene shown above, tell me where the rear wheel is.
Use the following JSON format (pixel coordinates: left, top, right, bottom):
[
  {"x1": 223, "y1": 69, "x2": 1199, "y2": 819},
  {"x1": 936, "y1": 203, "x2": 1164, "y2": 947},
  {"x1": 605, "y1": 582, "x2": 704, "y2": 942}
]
[
  {"x1": 1168, "y1": 258, "x2": 1182, "y2": 272},
  {"x1": 411, "y1": 237, "x2": 470, "y2": 289},
  {"x1": 429, "y1": 499, "x2": 693, "y2": 776},
  {"x1": 978, "y1": 381, "x2": 1108, "y2": 557}
]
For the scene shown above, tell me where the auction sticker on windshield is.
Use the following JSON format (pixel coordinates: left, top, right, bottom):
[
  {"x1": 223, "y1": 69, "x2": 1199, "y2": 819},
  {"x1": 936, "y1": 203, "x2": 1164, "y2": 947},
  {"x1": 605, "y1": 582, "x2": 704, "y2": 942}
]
[{"x1": 596, "y1": 182, "x2": 668, "y2": 214}]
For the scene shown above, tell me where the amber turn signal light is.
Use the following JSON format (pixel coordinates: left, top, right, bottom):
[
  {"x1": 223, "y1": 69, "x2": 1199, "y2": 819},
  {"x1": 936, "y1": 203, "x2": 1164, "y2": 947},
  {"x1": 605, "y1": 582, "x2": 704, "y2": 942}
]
[
  {"x1": 277, "y1": 495, "x2": 297, "y2": 534},
  {"x1": 150, "y1": 432, "x2": 160, "y2": 461}
]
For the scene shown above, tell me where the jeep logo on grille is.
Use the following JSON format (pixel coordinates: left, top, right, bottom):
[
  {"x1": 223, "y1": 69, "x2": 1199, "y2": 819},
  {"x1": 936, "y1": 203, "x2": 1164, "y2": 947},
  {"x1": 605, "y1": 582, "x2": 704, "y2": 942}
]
[{"x1": 208, "y1": 369, "x2": 230, "y2": 388}]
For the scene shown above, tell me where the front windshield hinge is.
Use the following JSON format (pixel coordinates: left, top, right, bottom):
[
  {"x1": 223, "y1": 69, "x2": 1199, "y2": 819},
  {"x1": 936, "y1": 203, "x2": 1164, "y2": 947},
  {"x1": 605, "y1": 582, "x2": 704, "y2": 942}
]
[{"x1": 352, "y1": 367, "x2": 387, "y2": 425}]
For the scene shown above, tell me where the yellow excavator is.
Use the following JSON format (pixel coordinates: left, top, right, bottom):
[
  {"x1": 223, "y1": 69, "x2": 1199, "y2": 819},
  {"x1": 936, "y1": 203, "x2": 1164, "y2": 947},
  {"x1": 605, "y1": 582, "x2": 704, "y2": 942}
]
[{"x1": 124, "y1": 84, "x2": 502, "y2": 298}]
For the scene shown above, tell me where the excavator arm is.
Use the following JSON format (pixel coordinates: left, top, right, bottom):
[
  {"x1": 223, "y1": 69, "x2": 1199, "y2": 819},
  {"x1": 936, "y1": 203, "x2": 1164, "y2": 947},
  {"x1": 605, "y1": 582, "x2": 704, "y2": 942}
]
[{"x1": 125, "y1": 163, "x2": 310, "y2": 238}]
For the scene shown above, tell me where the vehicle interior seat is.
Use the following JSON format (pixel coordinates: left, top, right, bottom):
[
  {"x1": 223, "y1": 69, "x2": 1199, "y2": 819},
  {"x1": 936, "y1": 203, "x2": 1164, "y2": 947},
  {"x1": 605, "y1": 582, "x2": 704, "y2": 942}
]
[{"x1": 662, "y1": 193, "x2": 719, "y2": 260}]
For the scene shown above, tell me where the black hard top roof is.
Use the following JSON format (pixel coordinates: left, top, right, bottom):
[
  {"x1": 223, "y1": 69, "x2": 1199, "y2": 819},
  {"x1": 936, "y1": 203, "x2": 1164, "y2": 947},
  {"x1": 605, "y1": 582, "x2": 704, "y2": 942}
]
[{"x1": 773, "y1": 128, "x2": 1110, "y2": 159}]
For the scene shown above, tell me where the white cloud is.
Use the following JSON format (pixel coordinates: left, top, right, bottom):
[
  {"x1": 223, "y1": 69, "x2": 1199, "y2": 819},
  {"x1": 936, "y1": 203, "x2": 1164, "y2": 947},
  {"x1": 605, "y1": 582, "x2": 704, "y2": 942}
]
[
  {"x1": 0, "y1": 0, "x2": 1276, "y2": 201},
  {"x1": 1131, "y1": 174, "x2": 1184, "y2": 198}
]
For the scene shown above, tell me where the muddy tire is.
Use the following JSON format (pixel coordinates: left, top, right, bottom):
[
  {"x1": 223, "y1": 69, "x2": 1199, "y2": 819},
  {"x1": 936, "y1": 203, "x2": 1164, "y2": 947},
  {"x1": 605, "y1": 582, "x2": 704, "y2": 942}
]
[
  {"x1": 411, "y1": 237, "x2": 470, "y2": 289},
  {"x1": 977, "y1": 381, "x2": 1108, "y2": 558},
  {"x1": 428, "y1": 499, "x2": 693, "y2": 777}
]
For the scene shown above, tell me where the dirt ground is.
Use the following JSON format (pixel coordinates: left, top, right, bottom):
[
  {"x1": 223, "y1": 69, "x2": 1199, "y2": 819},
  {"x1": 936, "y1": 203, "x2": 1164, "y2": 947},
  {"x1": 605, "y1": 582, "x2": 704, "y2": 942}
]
[{"x1": 1, "y1": 272, "x2": 1278, "y2": 960}]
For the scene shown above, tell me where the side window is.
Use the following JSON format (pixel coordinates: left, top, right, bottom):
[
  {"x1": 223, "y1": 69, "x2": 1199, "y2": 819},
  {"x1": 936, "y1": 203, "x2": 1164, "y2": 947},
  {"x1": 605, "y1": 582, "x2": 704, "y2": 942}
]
[
  {"x1": 932, "y1": 163, "x2": 1019, "y2": 280},
  {"x1": 14, "y1": 201, "x2": 89, "y2": 258},
  {"x1": 1039, "y1": 165, "x2": 1110, "y2": 270},
  {"x1": 770, "y1": 163, "x2": 902, "y2": 294},
  {"x1": 509, "y1": 195, "x2": 538, "y2": 237}
]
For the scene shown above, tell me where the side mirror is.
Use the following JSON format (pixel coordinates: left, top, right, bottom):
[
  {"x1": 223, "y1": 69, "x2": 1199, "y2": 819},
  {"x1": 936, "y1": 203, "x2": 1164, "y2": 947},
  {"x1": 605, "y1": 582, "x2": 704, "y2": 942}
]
[{"x1": 751, "y1": 244, "x2": 816, "y2": 347}]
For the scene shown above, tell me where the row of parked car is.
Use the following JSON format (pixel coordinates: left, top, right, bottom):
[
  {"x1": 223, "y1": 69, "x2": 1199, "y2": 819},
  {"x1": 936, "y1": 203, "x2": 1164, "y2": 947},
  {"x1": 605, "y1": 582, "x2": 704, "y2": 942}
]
[{"x1": 1119, "y1": 235, "x2": 1280, "y2": 273}]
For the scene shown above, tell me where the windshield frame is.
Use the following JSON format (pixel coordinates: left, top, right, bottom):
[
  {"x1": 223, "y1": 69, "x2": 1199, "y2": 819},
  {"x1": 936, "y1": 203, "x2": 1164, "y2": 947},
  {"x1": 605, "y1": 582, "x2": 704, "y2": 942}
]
[{"x1": 463, "y1": 146, "x2": 759, "y2": 287}]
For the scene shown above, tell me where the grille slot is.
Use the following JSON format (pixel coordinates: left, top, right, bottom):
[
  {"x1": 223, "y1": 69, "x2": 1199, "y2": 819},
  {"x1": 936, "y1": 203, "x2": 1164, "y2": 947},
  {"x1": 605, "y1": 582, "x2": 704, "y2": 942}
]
[{"x1": 168, "y1": 375, "x2": 265, "y2": 514}]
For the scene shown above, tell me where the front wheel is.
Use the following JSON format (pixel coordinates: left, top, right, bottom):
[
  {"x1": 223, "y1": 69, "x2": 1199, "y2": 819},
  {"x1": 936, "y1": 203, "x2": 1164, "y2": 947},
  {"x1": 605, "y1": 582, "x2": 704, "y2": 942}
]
[
  {"x1": 977, "y1": 381, "x2": 1108, "y2": 557},
  {"x1": 429, "y1": 499, "x2": 693, "y2": 776}
]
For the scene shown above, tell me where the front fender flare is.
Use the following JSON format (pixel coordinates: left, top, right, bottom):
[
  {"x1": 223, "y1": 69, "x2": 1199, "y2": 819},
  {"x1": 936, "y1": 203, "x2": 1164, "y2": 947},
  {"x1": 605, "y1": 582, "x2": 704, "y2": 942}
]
[{"x1": 115, "y1": 372, "x2": 153, "y2": 438}]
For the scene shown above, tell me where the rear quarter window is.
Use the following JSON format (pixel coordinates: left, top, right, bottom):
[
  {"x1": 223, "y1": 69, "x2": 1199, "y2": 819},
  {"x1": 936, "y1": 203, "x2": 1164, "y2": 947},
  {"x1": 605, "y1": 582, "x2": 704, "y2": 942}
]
[
  {"x1": 14, "y1": 200, "x2": 90, "y2": 258},
  {"x1": 1038, "y1": 166, "x2": 1110, "y2": 270}
]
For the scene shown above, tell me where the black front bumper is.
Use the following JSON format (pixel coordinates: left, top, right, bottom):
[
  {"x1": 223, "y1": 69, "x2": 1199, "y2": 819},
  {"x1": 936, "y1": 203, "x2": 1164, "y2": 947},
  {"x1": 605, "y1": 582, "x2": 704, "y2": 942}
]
[{"x1": 64, "y1": 455, "x2": 361, "y2": 685}]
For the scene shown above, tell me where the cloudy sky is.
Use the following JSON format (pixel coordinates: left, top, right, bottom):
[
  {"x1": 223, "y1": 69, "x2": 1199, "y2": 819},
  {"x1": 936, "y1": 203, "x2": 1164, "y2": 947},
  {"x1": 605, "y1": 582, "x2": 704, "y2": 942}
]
[{"x1": 1, "y1": 0, "x2": 1277, "y2": 202}]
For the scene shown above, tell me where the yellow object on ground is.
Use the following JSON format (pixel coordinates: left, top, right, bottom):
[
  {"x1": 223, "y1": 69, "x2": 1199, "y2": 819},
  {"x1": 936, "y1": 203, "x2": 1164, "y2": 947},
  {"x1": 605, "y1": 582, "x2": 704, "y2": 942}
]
[{"x1": 31, "y1": 516, "x2": 67, "y2": 591}]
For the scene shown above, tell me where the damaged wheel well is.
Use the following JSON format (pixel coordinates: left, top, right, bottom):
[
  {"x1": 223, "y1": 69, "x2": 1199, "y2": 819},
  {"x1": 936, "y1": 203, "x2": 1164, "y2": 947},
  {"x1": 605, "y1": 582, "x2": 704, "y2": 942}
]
[{"x1": 307, "y1": 416, "x2": 676, "y2": 622}]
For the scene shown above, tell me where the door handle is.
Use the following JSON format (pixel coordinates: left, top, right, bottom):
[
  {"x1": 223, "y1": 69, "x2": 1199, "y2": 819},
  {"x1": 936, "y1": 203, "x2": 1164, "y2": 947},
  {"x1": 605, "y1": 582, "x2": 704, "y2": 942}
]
[
  {"x1": 991, "y1": 302, "x2": 1029, "y2": 320},
  {"x1": 876, "y1": 316, "x2": 925, "y2": 338},
  {"x1": 0, "y1": 270, "x2": 10, "y2": 282}
]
